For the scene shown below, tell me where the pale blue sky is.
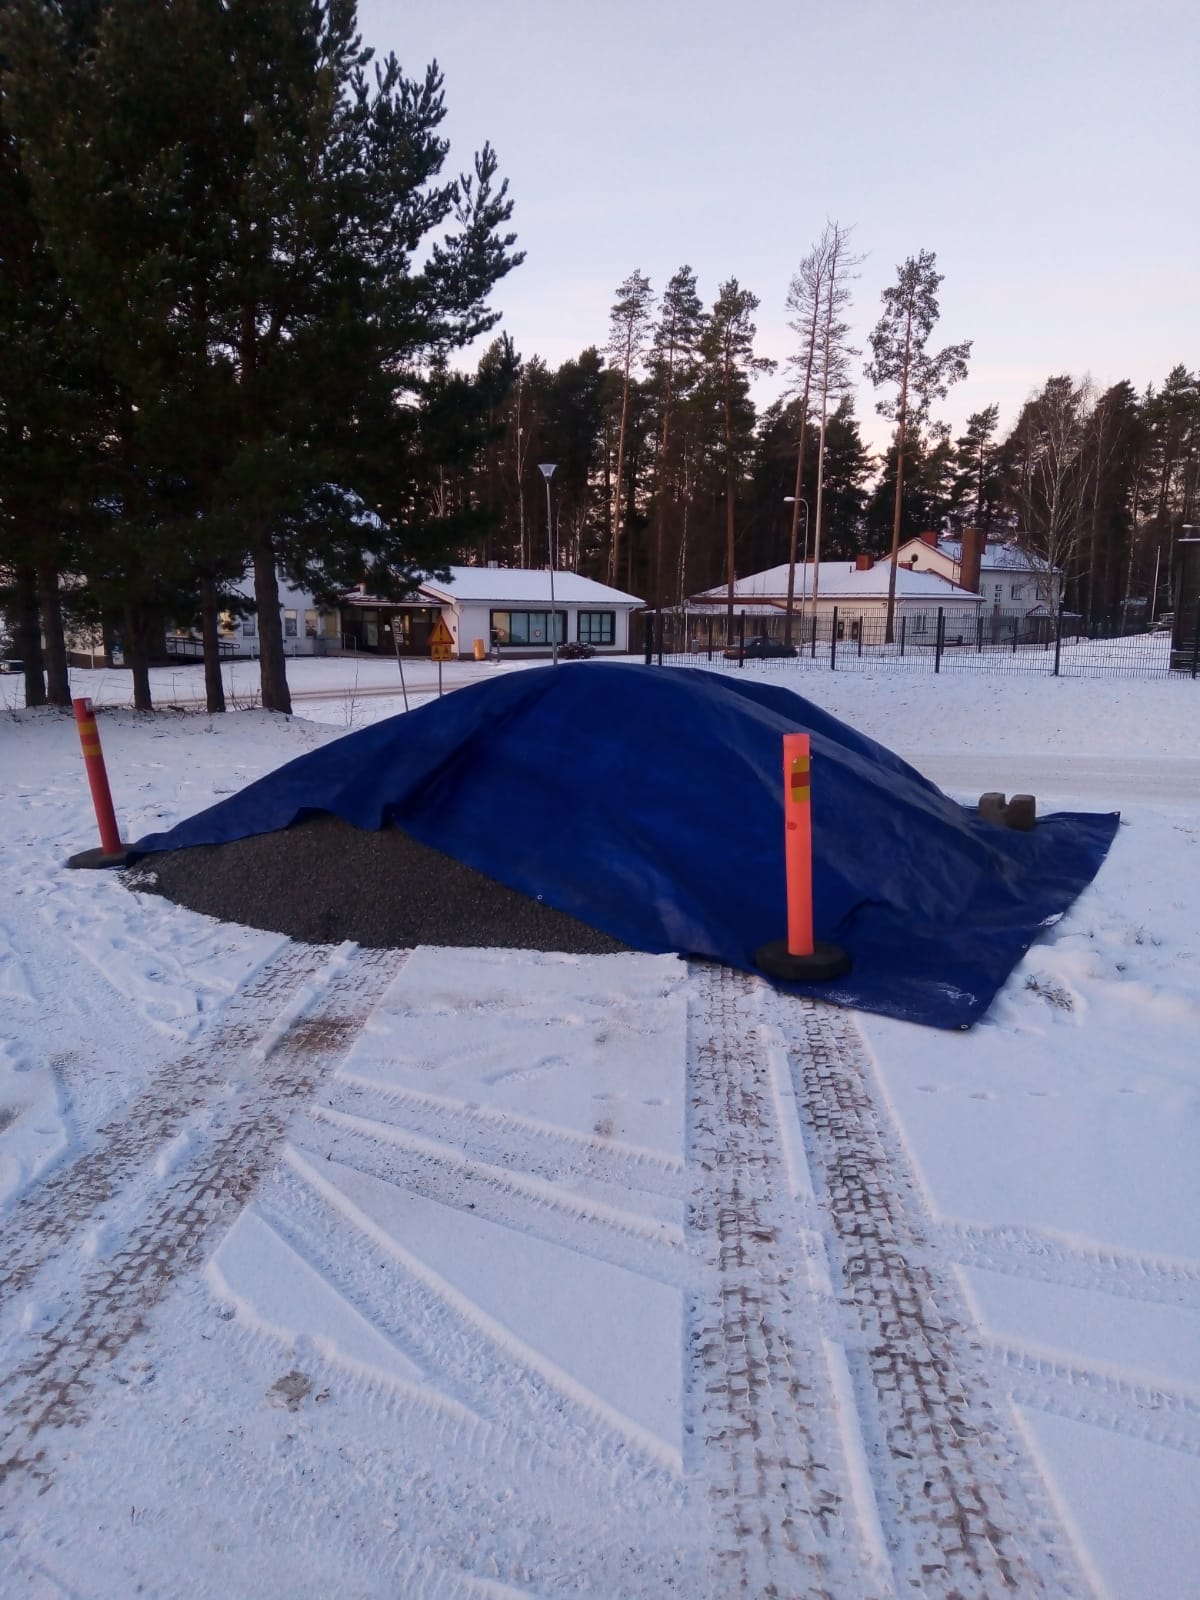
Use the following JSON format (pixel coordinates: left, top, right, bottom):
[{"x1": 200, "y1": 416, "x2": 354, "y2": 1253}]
[{"x1": 358, "y1": 0, "x2": 1197, "y2": 450}]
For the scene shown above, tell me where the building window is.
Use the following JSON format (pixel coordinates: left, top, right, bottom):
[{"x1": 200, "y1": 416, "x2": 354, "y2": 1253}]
[
  {"x1": 284, "y1": 609, "x2": 298, "y2": 638},
  {"x1": 912, "y1": 612, "x2": 928, "y2": 634},
  {"x1": 305, "y1": 609, "x2": 319, "y2": 638},
  {"x1": 490, "y1": 609, "x2": 566, "y2": 646},
  {"x1": 994, "y1": 584, "x2": 1002, "y2": 604},
  {"x1": 578, "y1": 610, "x2": 615, "y2": 645},
  {"x1": 1010, "y1": 584, "x2": 1022, "y2": 601},
  {"x1": 241, "y1": 616, "x2": 256, "y2": 637}
]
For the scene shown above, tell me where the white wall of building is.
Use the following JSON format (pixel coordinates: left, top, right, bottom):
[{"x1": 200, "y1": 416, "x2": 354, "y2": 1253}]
[{"x1": 443, "y1": 597, "x2": 632, "y2": 656}]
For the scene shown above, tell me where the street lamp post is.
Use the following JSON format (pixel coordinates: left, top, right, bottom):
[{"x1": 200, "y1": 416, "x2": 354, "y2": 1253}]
[
  {"x1": 783, "y1": 496, "x2": 810, "y2": 644},
  {"x1": 539, "y1": 463, "x2": 559, "y2": 665}
]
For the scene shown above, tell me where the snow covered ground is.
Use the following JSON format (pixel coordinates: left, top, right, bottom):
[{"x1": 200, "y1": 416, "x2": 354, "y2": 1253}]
[{"x1": 0, "y1": 655, "x2": 1198, "y2": 1598}]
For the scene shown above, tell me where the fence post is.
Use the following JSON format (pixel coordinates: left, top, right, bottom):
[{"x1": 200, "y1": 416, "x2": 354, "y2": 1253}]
[
  {"x1": 1192, "y1": 598, "x2": 1200, "y2": 679},
  {"x1": 810, "y1": 612, "x2": 817, "y2": 659},
  {"x1": 656, "y1": 609, "x2": 664, "y2": 667},
  {"x1": 1053, "y1": 602, "x2": 1064, "y2": 675},
  {"x1": 643, "y1": 610, "x2": 653, "y2": 665},
  {"x1": 934, "y1": 608, "x2": 945, "y2": 673},
  {"x1": 830, "y1": 607, "x2": 838, "y2": 670},
  {"x1": 976, "y1": 611, "x2": 983, "y2": 652},
  {"x1": 707, "y1": 615, "x2": 713, "y2": 662},
  {"x1": 1012, "y1": 615, "x2": 1019, "y2": 653},
  {"x1": 899, "y1": 614, "x2": 906, "y2": 657},
  {"x1": 857, "y1": 618, "x2": 864, "y2": 657},
  {"x1": 738, "y1": 610, "x2": 746, "y2": 667}
]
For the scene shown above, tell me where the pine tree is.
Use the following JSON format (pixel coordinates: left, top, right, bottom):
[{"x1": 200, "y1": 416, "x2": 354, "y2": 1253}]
[
  {"x1": 5, "y1": 0, "x2": 523, "y2": 713},
  {"x1": 699, "y1": 279, "x2": 774, "y2": 635},
  {"x1": 604, "y1": 270, "x2": 654, "y2": 585},
  {"x1": 949, "y1": 404, "x2": 1003, "y2": 531},
  {"x1": 865, "y1": 250, "x2": 971, "y2": 640},
  {"x1": 647, "y1": 266, "x2": 705, "y2": 607}
]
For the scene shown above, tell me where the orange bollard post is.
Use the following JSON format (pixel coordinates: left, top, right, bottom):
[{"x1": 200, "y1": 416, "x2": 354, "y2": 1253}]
[
  {"x1": 754, "y1": 731, "x2": 851, "y2": 983},
  {"x1": 784, "y1": 733, "x2": 814, "y2": 957},
  {"x1": 67, "y1": 697, "x2": 131, "y2": 869}
]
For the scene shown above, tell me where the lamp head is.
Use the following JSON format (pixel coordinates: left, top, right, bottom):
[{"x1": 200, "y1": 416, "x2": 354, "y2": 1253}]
[{"x1": 538, "y1": 463, "x2": 557, "y2": 481}]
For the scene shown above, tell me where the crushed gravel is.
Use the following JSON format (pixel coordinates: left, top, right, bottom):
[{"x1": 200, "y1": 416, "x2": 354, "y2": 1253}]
[{"x1": 122, "y1": 812, "x2": 630, "y2": 955}]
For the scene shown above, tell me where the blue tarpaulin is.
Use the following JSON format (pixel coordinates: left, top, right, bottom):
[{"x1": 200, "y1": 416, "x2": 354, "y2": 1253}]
[{"x1": 129, "y1": 664, "x2": 1120, "y2": 1029}]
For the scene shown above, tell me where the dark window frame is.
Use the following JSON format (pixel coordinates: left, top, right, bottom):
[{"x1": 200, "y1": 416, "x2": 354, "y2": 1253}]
[
  {"x1": 490, "y1": 608, "x2": 566, "y2": 647},
  {"x1": 577, "y1": 609, "x2": 615, "y2": 645}
]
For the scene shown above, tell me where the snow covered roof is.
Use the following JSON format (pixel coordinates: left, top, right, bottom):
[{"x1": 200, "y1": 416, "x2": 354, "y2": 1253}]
[
  {"x1": 937, "y1": 538, "x2": 1055, "y2": 574},
  {"x1": 420, "y1": 566, "x2": 643, "y2": 607},
  {"x1": 692, "y1": 561, "x2": 980, "y2": 603}
]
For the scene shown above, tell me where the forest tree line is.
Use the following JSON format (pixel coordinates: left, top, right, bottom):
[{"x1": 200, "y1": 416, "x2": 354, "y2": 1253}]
[{"x1": 2, "y1": 1, "x2": 1197, "y2": 714}]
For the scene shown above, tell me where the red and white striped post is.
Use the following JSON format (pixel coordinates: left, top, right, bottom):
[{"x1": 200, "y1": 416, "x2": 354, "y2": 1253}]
[
  {"x1": 67, "y1": 698, "x2": 130, "y2": 868},
  {"x1": 755, "y1": 731, "x2": 851, "y2": 982}
]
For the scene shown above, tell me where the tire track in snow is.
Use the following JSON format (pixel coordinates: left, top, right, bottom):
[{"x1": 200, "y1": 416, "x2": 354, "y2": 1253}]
[
  {"x1": 330, "y1": 1074, "x2": 686, "y2": 1199},
  {"x1": 936, "y1": 1220, "x2": 1200, "y2": 1313},
  {"x1": 989, "y1": 1342, "x2": 1200, "y2": 1459},
  {"x1": 686, "y1": 964, "x2": 883, "y2": 1599},
  {"x1": 0, "y1": 942, "x2": 330, "y2": 1299},
  {"x1": 295, "y1": 1107, "x2": 689, "y2": 1286},
  {"x1": 0, "y1": 945, "x2": 405, "y2": 1491},
  {"x1": 771, "y1": 985, "x2": 1096, "y2": 1598},
  {"x1": 257, "y1": 1148, "x2": 684, "y2": 1482}
]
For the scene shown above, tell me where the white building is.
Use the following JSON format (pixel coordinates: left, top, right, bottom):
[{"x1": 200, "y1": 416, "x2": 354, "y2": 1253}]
[
  {"x1": 894, "y1": 530, "x2": 1062, "y2": 612},
  {"x1": 689, "y1": 554, "x2": 982, "y2": 646},
  {"x1": 343, "y1": 566, "x2": 644, "y2": 658},
  {"x1": 201, "y1": 565, "x2": 643, "y2": 660}
]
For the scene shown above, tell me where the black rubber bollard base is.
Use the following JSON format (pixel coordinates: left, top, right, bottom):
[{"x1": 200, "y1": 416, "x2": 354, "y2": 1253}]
[
  {"x1": 755, "y1": 938, "x2": 852, "y2": 983},
  {"x1": 66, "y1": 846, "x2": 133, "y2": 870}
]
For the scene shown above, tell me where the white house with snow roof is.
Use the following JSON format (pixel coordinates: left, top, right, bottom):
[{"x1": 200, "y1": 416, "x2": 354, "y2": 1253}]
[
  {"x1": 341, "y1": 566, "x2": 643, "y2": 658},
  {"x1": 894, "y1": 529, "x2": 1062, "y2": 613},
  {"x1": 688, "y1": 554, "x2": 982, "y2": 647}
]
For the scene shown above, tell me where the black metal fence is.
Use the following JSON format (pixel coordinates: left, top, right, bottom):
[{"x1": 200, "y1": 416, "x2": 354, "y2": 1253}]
[{"x1": 637, "y1": 602, "x2": 1200, "y2": 681}]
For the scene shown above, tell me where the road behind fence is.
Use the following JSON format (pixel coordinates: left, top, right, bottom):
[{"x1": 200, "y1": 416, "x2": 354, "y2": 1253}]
[{"x1": 639, "y1": 603, "x2": 1198, "y2": 682}]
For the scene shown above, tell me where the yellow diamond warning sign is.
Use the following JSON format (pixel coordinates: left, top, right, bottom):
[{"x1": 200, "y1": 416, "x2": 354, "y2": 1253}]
[{"x1": 429, "y1": 615, "x2": 455, "y2": 661}]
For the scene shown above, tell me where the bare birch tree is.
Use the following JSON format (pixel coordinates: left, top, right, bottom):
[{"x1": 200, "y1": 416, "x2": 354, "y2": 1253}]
[
  {"x1": 809, "y1": 224, "x2": 863, "y2": 619},
  {"x1": 782, "y1": 227, "x2": 835, "y2": 645},
  {"x1": 1007, "y1": 374, "x2": 1095, "y2": 606}
]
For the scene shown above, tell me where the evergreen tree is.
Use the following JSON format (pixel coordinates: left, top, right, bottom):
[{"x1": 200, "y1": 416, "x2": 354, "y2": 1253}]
[
  {"x1": 949, "y1": 404, "x2": 1003, "y2": 531},
  {"x1": 698, "y1": 279, "x2": 774, "y2": 634},
  {"x1": 5, "y1": 0, "x2": 522, "y2": 713},
  {"x1": 865, "y1": 250, "x2": 971, "y2": 640},
  {"x1": 604, "y1": 270, "x2": 654, "y2": 585},
  {"x1": 0, "y1": 30, "x2": 110, "y2": 708},
  {"x1": 542, "y1": 347, "x2": 606, "y2": 575},
  {"x1": 647, "y1": 265, "x2": 705, "y2": 606},
  {"x1": 815, "y1": 397, "x2": 872, "y2": 558}
]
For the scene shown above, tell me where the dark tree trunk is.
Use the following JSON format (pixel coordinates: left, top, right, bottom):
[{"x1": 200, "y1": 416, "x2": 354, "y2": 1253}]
[
  {"x1": 251, "y1": 534, "x2": 291, "y2": 713},
  {"x1": 36, "y1": 561, "x2": 71, "y2": 707},
  {"x1": 14, "y1": 565, "x2": 47, "y2": 707},
  {"x1": 199, "y1": 572, "x2": 227, "y2": 713},
  {"x1": 123, "y1": 603, "x2": 153, "y2": 711}
]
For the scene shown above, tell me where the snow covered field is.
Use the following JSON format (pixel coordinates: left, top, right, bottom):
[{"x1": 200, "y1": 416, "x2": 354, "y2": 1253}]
[{"x1": 1, "y1": 655, "x2": 1198, "y2": 1598}]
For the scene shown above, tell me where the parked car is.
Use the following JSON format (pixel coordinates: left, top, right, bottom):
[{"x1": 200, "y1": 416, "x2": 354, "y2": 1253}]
[{"x1": 722, "y1": 636, "x2": 797, "y2": 661}]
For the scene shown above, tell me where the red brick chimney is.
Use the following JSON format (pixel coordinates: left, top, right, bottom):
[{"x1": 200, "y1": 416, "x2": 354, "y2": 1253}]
[
  {"x1": 960, "y1": 526, "x2": 985, "y2": 593},
  {"x1": 919, "y1": 530, "x2": 939, "y2": 547},
  {"x1": 855, "y1": 554, "x2": 874, "y2": 571}
]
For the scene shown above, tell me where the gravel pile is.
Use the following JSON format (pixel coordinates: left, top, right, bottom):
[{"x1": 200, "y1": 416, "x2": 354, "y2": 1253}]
[{"x1": 124, "y1": 813, "x2": 629, "y2": 955}]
